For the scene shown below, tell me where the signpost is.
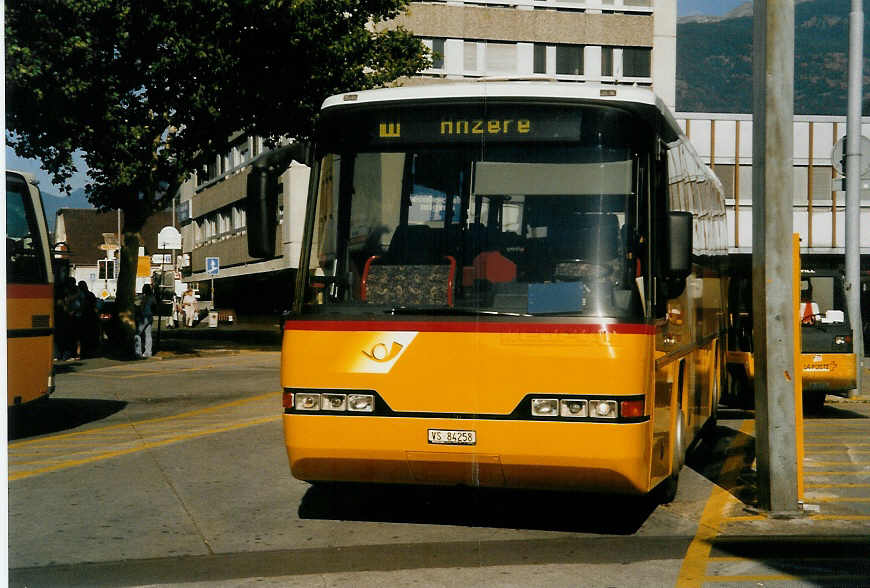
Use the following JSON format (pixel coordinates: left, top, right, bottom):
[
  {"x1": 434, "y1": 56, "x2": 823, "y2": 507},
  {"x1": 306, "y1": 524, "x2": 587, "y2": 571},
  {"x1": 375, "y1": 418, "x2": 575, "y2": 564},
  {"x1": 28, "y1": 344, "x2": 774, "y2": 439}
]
[
  {"x1": 206, "y1": 257, "x2": 219, "y2": 318},
  {"x1": 155, "y1": 226, "x2": 184, "y2": 352}
]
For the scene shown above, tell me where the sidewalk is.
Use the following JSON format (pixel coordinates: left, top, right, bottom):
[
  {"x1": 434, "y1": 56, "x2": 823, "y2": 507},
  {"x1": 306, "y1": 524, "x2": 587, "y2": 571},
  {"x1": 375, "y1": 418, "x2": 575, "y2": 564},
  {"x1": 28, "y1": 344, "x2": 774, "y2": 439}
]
[{"x1": 153, "y1": 313, "x2": 283, "y2": 354}]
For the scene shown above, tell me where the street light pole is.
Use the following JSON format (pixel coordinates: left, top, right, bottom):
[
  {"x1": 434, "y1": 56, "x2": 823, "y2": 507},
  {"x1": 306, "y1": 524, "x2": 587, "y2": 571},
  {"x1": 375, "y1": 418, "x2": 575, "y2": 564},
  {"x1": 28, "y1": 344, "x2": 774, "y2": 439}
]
[
  {"x1": 845, "y1": 0, "x2": 864, "y2": 397},
  {"x1": 752, "y1": 0, "x2": 800, "y2": 515}
]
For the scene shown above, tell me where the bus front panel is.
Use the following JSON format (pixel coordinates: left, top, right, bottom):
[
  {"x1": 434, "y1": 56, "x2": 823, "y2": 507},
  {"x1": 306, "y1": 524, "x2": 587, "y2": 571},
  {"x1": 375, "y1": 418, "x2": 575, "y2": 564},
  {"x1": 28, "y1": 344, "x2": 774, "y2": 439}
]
[{"x1": 282, "y1": 322, "x2": 656, "y2": 493}]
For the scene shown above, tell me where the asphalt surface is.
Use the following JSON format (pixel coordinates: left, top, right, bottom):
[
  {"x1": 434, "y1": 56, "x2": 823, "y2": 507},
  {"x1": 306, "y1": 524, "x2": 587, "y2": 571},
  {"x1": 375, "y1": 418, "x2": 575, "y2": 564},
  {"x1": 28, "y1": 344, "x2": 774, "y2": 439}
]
[{"x1": 7, "y1": 319, "x2": 870, "y2": 587}]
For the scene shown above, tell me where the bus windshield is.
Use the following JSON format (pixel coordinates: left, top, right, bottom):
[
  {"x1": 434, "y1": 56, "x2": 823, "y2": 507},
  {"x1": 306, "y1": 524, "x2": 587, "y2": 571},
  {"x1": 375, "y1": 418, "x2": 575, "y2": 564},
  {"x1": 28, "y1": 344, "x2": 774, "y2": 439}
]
[{"x1": 303, "y1": 101, "x2": 652, "y2": 319}]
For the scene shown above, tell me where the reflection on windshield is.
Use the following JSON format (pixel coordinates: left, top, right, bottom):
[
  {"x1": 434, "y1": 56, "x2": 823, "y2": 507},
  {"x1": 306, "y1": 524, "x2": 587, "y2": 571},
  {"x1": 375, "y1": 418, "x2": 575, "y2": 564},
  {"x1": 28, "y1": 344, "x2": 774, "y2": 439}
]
[{"x1": 307, "y1": 143, "x2": 646, "y2": 319}]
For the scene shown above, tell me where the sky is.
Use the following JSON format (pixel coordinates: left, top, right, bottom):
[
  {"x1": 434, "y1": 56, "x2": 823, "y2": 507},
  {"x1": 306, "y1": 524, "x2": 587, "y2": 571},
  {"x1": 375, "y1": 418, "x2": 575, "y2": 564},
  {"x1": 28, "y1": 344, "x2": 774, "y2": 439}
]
[
  {"x1": 678, "y1": 0, "x2": 747, "y2": 17},
  {"x1": 5, "y1": 142, "x2": 89, "y2": 195},
  {"x1": 6, "y1": 0, "x2": 742, "y2": 187}
]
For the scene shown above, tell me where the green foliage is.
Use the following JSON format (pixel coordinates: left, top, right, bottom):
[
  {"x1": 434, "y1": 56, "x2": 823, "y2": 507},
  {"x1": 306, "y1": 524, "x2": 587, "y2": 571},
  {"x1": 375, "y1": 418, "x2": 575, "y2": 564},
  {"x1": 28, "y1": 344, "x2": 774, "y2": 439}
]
[
  {"x1": 6, "y1": 0, "x2": 427, "y2": 354},
  {"x1": 6, "y1": 0, "x2": 429, "y2": 212},
  {"x1": 677, "y1": 0, "x2": 870, "y2": 115}
]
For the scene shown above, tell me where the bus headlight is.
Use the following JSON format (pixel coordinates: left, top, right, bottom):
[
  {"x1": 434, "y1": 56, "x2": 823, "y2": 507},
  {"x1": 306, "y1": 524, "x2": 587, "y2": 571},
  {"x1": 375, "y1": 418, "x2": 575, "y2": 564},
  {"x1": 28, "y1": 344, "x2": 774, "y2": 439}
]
[
  {"x1": 322, "y1": 393, "x2": 347, "y2": 411},
  {"x1": 560, "y1": 399, "x2": 588, "y2": 417},
  {"x1": 833, "y1": 336, "x2": 849, "y2": 346},
  {"x1": 295, "y1": 393, "x2": 321, "y2": 411},
  {"x1": 589, "y1": 399, "x2": 618, "y2": 419},
  {"x1": 531, "y1": 398, "x2": 559, "y2": 416},
  {"x1": 348, "y1": 394, "x2": 374, "y2": 412}
]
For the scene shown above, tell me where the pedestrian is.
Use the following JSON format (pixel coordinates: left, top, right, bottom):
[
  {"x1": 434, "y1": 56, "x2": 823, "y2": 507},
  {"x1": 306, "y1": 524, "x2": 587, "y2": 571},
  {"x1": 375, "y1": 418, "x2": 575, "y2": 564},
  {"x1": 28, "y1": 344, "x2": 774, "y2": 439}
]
[
  {"x1": 182, "y1": 288, "x2": 198, "y2": 327},
  {"x1": 77, "y1": 281, "x2": 99, "y2": 357},
  {"x1": 135, "y1": 284, "x2": 157, "y2": 358},
  {"x1": 62, "y1": 276, "x2": 83, "y2": 360}
]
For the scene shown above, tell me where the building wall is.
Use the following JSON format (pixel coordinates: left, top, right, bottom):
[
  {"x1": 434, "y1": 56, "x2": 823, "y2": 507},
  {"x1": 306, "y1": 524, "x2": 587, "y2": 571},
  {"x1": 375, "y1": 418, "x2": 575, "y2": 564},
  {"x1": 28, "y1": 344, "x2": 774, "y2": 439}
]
[
  {"x1": 676, "y1": 113, "x2": 870, "y2": 254},
  {"x1": 180, "y1": 0, "x2": 675, "y2": 307}
]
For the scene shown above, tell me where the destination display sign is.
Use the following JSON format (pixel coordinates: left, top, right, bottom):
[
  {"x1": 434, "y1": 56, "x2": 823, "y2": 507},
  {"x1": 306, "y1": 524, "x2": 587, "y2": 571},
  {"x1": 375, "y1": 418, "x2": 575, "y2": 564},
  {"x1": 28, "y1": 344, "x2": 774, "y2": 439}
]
[{"x1": 320, "y1": 103, "x2": 585, "y2": 149}]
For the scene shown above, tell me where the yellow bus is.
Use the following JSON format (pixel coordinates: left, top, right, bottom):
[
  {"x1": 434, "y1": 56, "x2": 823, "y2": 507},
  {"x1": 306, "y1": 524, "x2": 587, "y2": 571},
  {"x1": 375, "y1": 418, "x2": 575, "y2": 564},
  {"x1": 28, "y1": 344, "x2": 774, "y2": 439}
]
[
  {"x1": 250, "y1": 82, "x2": 727, "y2": 501},
  {"x1": 725, "y1": 258, "x2": 857, "y2": 413},
  {"x1": 6, "y1": 170, "x2": 55, "y2": 407}
]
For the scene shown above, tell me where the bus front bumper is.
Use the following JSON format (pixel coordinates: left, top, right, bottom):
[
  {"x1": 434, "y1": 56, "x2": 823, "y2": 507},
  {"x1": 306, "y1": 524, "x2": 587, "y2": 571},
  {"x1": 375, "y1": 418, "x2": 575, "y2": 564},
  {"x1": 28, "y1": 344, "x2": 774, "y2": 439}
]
[{"x1": 284, "y1": 414, "x2": 652, "y2": 494}]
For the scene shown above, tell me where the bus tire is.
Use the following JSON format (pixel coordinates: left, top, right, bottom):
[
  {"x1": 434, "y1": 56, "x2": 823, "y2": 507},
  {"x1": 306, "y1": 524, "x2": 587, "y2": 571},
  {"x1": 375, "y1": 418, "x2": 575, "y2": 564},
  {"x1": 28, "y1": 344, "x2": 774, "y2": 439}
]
[
  {"x1": 736, "y1": 374, "x2": 753, "y2": 410},
  {"x1": 659, "y1": 411, "x2": 686, "y2": 504},
  {"x1": 803, "y1": 391, "x2": 826, "y2": 415}
]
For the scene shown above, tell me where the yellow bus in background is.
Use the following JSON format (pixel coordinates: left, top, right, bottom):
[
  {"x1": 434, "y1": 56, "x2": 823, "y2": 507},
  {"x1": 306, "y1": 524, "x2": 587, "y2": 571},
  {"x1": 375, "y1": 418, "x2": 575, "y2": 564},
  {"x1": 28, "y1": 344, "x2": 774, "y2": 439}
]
[
  {"x1": 725, "y1": 257, "x2": 856, "y2": 413},
  {"x1": 6, "y1": 170, "x2": 55, "y2": 407},
  {"x1": 249, "y1": 82, "x2": 728, "y2": 501}
]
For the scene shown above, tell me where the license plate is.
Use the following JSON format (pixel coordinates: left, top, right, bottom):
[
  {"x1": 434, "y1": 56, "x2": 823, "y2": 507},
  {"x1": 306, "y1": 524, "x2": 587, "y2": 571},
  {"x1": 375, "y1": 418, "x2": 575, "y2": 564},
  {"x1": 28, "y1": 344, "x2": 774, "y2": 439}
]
[{"x1": 428, "y1": 429, "x2": 476, "y2": 445}]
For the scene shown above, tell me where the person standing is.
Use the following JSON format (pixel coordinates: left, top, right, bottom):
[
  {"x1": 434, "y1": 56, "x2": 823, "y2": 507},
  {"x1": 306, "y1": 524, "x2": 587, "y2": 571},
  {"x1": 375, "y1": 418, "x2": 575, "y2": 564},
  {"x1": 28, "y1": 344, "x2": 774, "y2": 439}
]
[
  {"x1": 135, "y1": 284, "x2": 157, "y2": 358},
  {"x1": 62, "y1": 276, "x2": 83, "y2": 360},
  {"x1": 182, "y1": 288, "x2": 198, "y2": 328},
  {"x1": 77, "y1": 281, "x2": 99, "y2": 357}
]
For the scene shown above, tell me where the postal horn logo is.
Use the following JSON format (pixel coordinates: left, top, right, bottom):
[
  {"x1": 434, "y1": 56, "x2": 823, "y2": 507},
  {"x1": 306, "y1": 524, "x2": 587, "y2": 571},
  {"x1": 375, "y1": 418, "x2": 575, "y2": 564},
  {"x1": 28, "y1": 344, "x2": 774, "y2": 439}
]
[{"x1": 362, "y1": 341, "x2": 404, "y2": 362}]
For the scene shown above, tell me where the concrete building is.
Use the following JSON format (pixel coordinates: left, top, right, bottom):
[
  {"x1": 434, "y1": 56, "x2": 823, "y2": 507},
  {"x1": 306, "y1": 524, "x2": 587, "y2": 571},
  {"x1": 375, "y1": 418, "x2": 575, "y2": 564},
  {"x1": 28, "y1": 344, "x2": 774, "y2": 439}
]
[
  {"x1": 54, "y1": 209, "x2": 174, "y2": 298},
  {"x1": 179, "y1": 0, "x2": 677, "y2": 313},
  {"x1": 675, "y1": 113, "x2": 870, "y2": 255}
]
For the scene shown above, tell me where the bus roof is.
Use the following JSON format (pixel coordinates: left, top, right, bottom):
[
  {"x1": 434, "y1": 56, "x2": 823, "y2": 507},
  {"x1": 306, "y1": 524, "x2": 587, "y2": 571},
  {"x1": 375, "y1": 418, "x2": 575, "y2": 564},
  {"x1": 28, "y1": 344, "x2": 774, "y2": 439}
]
[{"x1": 321, "y1": 81, "x2": 682, "y2": 141}]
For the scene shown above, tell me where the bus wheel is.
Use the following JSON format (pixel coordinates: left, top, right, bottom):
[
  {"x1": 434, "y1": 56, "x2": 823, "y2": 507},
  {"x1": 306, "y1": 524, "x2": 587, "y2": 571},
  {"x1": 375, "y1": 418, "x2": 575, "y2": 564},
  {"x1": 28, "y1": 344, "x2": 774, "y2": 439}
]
[
  {"x1": 803, "y1": 391, "x2": 826, "y2": 415},
  {"x1": 659, "y1": 412, "x2": 686, "y2": 504},
  {"x1": 737, "y1": 375, "x2": 754, "y2": 410}
]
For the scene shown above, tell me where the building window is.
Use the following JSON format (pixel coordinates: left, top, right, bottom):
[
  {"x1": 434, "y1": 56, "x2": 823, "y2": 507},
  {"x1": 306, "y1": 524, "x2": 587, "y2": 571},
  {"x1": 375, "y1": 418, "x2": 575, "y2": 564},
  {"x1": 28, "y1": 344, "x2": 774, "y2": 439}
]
[
  {"x1": 485, "y1": 42, "x2": 517, "y2": 74},
  {"x1": 232, "y1": 206, "x2": 247, "y2": 232},
  {"x1": 431, "y1": 38, "x2": 445, "y2": 70},
  {"x1": 463, "y1": 40, "x2": 479, "y2": 73},
  {"x1": 555, "y1": 44, "x2": 583, "y2": 76},
  {"x1": 420, "y1": 38, "x2": 446, "y2": 72},
  {"x1": 533, "y1": 44, "x2": 547, "y2": 74},
  {"x1": 601, "y1": 46, "x2": 614, "y2": 77},
  {"x1": 623, "y1": 47, "x2": 651, "y2": 78}
]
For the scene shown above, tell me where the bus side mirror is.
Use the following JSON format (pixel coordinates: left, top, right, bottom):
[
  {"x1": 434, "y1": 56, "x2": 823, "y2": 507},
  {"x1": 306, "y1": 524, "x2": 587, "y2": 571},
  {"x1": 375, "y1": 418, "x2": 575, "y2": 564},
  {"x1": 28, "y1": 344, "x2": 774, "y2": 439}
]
[
  {"x1": 246, "y1": 142, "x2": 310, "y2": 259},
  {"x1": 666, "y1": 211, "x2": 693, "y2": 280}
]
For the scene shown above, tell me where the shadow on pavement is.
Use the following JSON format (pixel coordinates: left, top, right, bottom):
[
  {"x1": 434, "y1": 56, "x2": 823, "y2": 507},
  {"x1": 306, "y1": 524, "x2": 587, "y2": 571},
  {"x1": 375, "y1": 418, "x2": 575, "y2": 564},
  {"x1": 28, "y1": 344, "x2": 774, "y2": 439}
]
[
  {"x1": 298, "y1": 481, "x2": 658, "y2": 534},
  {"x1": 7, "y1": 397, "x2": 127, "y2": 441},
  {"x1": 686, "y1": 421, "x2": 758, "y2": 507},
  {"x1": 709, "y1": 535, "x2": 870, "y2": 583},
  {"x1": 804, "y1": 403, "x2": 870, "y2": 419}
]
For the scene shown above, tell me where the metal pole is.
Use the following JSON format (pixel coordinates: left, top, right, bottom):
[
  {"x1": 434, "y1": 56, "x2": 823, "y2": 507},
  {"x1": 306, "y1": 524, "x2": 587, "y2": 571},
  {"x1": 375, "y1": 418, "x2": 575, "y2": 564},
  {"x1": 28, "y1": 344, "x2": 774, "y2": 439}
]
[
  {"x1": 845, "y1": 0, "x2": 864, "y2": 398},
  {"x1": 752, "y1": 0, "x2": 800, "y2": 515}
]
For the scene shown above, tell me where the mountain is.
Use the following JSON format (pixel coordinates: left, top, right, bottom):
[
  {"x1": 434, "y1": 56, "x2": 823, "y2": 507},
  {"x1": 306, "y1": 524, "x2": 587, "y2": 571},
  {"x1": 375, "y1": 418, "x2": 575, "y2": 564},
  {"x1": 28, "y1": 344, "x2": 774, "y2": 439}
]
[
  {"x1": 676, "y1": 0, "x2": 870, "y2": 115},
  {"x1": 41, "y1": 187, "x2": 94, "y2": 233}
]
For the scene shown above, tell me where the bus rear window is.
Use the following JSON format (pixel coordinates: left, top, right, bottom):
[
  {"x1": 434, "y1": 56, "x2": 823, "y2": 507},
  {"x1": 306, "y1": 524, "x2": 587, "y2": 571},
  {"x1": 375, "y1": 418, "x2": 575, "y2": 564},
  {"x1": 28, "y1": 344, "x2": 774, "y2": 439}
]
[{"x1": 6, "y1": 175, "x2": 47, "y2": 284}]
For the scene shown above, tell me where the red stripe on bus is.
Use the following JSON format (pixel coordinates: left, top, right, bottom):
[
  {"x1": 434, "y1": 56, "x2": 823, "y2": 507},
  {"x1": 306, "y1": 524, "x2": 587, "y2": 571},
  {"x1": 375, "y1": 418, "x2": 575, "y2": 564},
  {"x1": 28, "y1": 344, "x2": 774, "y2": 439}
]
[
  {"x1": 6, "y1": 284, "x2": 53, "y2": 299},
  {"x1": 285, "y1": 320, "x2": 655, "y2": 335}
]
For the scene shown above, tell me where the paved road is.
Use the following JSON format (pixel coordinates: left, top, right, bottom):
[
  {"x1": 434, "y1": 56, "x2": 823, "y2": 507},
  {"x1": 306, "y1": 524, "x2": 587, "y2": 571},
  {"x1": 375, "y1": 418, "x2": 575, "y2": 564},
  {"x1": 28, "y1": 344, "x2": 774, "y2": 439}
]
[{"x1": 7, "y1": 351, "x2": 870, "y2": 587}]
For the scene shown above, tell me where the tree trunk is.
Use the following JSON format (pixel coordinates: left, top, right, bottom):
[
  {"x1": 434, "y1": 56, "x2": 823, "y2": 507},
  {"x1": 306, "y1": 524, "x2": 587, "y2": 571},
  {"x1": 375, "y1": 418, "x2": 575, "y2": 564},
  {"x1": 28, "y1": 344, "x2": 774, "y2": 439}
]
[{"x1": 111, "y1": 210, "x2": 147, "y2": 358}]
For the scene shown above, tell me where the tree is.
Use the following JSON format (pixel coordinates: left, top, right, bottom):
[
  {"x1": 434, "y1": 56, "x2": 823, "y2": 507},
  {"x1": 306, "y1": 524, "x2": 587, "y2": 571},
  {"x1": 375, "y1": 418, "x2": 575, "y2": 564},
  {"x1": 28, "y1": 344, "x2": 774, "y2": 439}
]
[{"x1": 6, "y1": 0, "x2": 428, "y2": 355}]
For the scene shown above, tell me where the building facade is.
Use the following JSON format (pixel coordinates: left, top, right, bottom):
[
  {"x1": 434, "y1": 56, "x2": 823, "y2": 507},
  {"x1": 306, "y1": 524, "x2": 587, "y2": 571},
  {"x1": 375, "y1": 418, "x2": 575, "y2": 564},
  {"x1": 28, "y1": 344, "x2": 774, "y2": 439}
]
[
  {"x1": 675, "y1": 113, "x2": 870, "y2": 255},
  {"x1": 179, "y1": 0, "x2": 677, "y2": 313}
]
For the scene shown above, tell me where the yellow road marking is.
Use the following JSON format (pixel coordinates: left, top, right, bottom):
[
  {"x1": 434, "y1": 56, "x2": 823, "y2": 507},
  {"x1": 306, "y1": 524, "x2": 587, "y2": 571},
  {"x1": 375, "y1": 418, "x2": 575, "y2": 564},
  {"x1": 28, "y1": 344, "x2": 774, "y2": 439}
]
[
  {"x1": 806, "y1": 482, "x2": 870, "y2": 488},
  {"x1": 704, "y1": 575, "x2": 870, "y2": 583},
  {"x1": 804, "y1": 434, "x2": 870, "y2": 439},
  {"x1": 676, "y1": 419, "x2": 755, "y2": 588},
  {"x1": 806, "y1": 450, "x2": 870, "y2": 455},
  {"x1": 9, "y1": 391, "x2": 280, "y2": 448},
  {"x1": 809, "y1": 496, "x2": 870, "y2": 503},
  {"x1": 9, "y1": 415, "x2": 280, "y2": 481},
  {"x1": 804, "y1": 471, "x2": 870, "y2": 476},
  {"x1": 722, "y1": 515, "x2": 765, "y2": 522},
  {"x1": 70, "y1": 366, "x2": 214, "y2": 379},
  {"x1": 809, "y1": 514, "x2": 870, "y2": 521}
]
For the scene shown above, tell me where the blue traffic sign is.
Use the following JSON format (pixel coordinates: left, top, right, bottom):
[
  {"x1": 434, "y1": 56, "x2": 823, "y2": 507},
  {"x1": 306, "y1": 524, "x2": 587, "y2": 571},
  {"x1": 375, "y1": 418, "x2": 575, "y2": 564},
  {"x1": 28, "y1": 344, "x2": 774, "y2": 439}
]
[{"x1": 206, "y1": 257, "x2": 220, "y2": 276}]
